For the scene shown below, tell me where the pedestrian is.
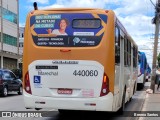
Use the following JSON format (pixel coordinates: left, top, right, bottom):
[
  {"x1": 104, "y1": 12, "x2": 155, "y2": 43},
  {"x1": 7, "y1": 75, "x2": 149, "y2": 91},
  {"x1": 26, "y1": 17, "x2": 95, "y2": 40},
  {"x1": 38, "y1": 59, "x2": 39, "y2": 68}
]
[{"x1": 157, "y1": 75, "x2": 160, "y2": 90}]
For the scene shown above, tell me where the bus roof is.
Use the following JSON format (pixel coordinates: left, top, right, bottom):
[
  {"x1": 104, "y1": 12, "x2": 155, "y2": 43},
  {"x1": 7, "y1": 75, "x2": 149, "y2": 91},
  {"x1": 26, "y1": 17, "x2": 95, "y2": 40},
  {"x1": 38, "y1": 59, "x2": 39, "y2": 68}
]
[
  {"x1": 30, "y1": 8, "x2": 112, "y2": 15},
  {"x1": 40, "y1": 8, "x2": 105, "y2": 11}
]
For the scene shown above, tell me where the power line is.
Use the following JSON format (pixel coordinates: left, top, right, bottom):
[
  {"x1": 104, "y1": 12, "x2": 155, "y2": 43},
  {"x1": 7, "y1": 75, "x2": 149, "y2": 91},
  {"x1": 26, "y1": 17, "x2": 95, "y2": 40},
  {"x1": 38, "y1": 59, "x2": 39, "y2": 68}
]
[
  {"x1": 146, "y1": 0, "x2": 153, "y2": 41},
  {"x1": 149, "y1": 0, "x2": 156, "y2": 7},
  {"x1": 147, "y1": 0, "x2": 155, "y2": 40}
]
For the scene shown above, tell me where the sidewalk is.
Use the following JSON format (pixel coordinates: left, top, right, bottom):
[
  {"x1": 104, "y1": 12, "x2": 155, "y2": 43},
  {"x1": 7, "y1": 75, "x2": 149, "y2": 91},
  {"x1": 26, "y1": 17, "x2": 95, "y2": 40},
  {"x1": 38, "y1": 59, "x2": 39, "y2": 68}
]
[{"x1": 138, "y1": 83, "x2": 160, "y2": 120}]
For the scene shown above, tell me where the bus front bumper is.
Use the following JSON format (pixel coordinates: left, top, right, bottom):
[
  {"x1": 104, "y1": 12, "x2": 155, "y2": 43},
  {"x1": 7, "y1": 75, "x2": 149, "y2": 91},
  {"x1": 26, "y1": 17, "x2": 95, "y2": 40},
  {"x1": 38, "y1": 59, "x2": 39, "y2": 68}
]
[{"x1": 23, "y1": 91, "x2": 113, "y2": 111}]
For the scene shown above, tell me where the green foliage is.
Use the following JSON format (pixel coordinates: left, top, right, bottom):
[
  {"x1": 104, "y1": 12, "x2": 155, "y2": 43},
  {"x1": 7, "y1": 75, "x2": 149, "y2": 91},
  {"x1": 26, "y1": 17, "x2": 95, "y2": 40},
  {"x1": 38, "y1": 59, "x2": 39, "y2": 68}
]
[{"x1": 157, "y1": 53, "x2": 160, "y2": 67}]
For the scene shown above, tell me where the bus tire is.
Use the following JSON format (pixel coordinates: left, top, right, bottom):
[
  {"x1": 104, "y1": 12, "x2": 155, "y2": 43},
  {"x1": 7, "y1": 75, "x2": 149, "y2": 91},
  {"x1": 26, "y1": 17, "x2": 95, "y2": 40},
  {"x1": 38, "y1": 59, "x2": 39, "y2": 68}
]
[
  {"x1": 58, "y1": 109, "x2": 69, "y2": 114},
  {"x1": 35, "y1": 108, "x2": 41, "y2": 110},
  {"x1": 130, "y1": 83, "x2": 136, "y2": 102},
  {"x1": 118, "y1": 88, "x2": 126, "y2": 114},
  {"x1": 129, "y1": 96, "x2": 132, "y2": 102},
  {"x1": 133, "y1": 83, "x2": 136, "y2": 94},
  {"x1": 140, "y1": 83, "x2": 144, "y2": 89}
]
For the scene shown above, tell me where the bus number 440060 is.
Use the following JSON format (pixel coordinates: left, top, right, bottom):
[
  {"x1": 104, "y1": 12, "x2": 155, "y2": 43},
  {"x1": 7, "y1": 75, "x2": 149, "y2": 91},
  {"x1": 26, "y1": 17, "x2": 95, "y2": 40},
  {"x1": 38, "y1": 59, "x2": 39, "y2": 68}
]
[{"x1": 73, "y1": 70, "x2": 98, "y2": 77}]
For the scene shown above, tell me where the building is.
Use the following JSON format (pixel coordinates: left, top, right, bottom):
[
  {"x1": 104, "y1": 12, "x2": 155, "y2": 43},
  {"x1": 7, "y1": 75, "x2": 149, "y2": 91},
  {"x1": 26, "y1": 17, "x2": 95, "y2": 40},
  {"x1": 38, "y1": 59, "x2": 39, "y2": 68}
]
[
  {"x1": 19, "y1": 27, "x2": 24, "y2": 55},
  {"x1": 19, "y1": 27, "x2": 24, "y2": 69},
  {"x1": 0, "y1": 0, "x2": 21, "y2": 69}
]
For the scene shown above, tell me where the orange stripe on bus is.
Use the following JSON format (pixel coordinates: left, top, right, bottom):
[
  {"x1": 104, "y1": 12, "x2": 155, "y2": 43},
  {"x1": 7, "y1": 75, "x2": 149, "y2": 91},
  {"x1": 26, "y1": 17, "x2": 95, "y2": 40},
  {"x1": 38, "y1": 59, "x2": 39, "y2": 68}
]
[
  {"x1": 31, "y1": 25, "x2": 37, "y2": 36},
  {"x1": 92, "y1": 14, "x2": 105, "y2": 36}
]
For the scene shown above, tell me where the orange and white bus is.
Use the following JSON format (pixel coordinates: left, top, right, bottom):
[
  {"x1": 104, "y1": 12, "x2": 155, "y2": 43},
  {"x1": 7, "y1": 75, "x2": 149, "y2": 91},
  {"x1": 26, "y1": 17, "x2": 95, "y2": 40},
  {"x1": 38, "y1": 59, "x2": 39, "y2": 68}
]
[{"x1": 23, "y1": 7, "x2": 138, "y2": 113}]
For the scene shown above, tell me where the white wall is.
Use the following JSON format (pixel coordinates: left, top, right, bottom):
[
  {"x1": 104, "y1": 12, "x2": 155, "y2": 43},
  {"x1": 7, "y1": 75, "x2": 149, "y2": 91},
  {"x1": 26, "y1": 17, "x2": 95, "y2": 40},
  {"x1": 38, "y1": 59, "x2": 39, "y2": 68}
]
[
  {"x1": 2, "y1": 0, "x2": 18, "y2": 14},
  {"x1": 0, "y1": 0, "x2": 18, "y2": 53},
  {"x1": 3, "y1": 19, "x2": 17, "y2": 37},
  {"x1": 3, "y1": 43, "x2": 18, "y2": 53}
]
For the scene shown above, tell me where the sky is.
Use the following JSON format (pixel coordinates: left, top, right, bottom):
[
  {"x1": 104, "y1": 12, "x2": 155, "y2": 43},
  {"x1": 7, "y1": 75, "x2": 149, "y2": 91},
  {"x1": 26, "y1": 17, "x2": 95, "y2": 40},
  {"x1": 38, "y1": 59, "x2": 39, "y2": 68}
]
[{"x1": 19, "y1": 0, "x2": 157, "y2": 68}]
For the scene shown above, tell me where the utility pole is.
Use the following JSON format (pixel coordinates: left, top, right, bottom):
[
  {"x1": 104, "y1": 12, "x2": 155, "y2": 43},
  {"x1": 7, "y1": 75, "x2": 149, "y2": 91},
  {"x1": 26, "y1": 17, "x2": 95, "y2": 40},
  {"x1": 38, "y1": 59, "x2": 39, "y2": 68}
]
[{"x1": 150, "y1": 0, "x2": 160, "y2": 93}]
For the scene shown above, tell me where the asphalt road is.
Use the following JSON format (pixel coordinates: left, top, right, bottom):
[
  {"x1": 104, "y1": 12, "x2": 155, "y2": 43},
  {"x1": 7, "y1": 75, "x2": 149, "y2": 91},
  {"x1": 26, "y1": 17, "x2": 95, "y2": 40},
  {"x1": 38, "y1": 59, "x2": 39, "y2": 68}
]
[{"x1": 0, "y1": 83, "x2": 149, "y2": 120}]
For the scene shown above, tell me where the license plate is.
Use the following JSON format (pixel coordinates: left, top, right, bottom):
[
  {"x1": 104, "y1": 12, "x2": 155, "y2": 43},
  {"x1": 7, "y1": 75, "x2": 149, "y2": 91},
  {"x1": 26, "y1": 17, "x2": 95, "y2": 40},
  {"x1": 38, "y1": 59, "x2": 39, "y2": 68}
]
[{"x1": 57, "y1": 89, "x2": 72, "y2": 94}]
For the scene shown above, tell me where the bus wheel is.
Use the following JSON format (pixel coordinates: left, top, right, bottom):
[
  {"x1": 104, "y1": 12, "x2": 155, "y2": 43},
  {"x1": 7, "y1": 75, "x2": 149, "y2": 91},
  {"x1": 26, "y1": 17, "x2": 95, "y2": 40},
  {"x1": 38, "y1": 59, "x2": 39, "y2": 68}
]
[
  {"x1": 130, "y1": 83, "x2": 136, "y2": 102},
  {"x1": 58, "y1": 109, "x2": 69, "y2": 114},
  {"x1": 58, "y1": 109, "x2": 66, "y2": 114},
  {"x1": 133, "y1": 83, "x2": 136, "y2": 94},
  {"x1": 118, "y1": 88, "x2": 126, "y2": 114},
  {"x1": 129, "y1": 97, "x2": 132, "y2": 102},
  {"x1": 35, "y1": 108, "x2": 41, "y2": 110},
  {"x1": 58, "y1": 109, "x2": 73, "y2": 114},
  {"x1": 140, "y1": 83, "x2": 144, "y2": 89}
]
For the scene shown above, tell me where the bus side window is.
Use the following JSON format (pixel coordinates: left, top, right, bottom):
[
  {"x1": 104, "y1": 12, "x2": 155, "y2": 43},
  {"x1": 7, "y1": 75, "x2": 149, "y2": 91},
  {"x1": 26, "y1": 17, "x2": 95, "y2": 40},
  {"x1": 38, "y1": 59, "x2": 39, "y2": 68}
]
[
  {"x1": 128, "y1": 40, "x2": 131, "y2": 66},
  {"x1": 135, "y1": 48, "x2": 138, "y2": 67},
  {"x1": 124, "y1": 37, "x2": 128, "y2": 66},
  {"x1": 133, "y1": 46, "x2": 138, "y2": 68},
  {"x1": 133, "y1": 47, "x2": 135, "y2": 67},
  {"x1": 115, "y1": 26, "x2": 120, "y2": 64}
]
